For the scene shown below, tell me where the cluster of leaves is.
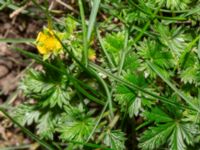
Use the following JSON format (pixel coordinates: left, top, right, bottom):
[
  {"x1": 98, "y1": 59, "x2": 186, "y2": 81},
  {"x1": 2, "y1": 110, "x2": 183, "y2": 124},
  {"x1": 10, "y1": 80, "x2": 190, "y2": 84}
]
[{"x1": 10, "y1": 0, "x2": 200, "y2": 149}]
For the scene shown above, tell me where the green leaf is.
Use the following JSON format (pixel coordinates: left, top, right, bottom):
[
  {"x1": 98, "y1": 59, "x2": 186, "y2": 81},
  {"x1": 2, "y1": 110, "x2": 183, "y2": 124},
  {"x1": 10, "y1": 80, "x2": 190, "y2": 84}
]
[
  {"x1": 156, "y1": 25, "x2": 189, "y2": 59},
  {"x1": 180, "y1": 65, "x2": 200, "y2": 85},
  {"x1": 36, "y1": 112, "x2": 55, "y2": 140},
  {"x1": 87, "y1": 0, "x2": 101, "y2": 40},
  {"x1": 20, "y1": 69, "x2": 54, "y2": 96},
  {"x1": 139, "y1": 122, "x2": 175, "y2": 150},
  {"x1": 123, "y1": 52, "x2": 140, "y2": 71},
  {"x1": 137, "y1": 39, "x2": 173, "y2": 78},
  {"x1": 104, "y1": 130, "x2": 126, "y2": 150},
  {"x1": 145, "y1": 107, "x2": 173, "y2": 123},
  {"x1": 115, "y1": 84, "x2": 136, "y2": 110},
  {"x1": 103, "y1": 32, "x2": 125, "y2": 53},
  {"x1": 154, "y1": 0, "x2": 191, "y2": 10},
  {"x1": 65, "y1": 16, "x2": 77, "y2": 35},
  {"x1": 41, "y1": 86, "x2": 71, "y2": 108},
  {"x1": 57, "y1": 104, "x2": 95, "y2": 142},
  {"x1": 21, "y1": 69, "x2": 72, "y2": 108},
  {"x1": 115, "y1": 73, "x2": 156, "y2": 117},
  {"x1": 170, "y1": 122, "x2": 197, "y2": 150},
  {"x1": 14, "y1": 104, "x2": 40, "y2": 126},
  {"x1": 128, "y1": 97, "x2": 142, "y2": 117}
]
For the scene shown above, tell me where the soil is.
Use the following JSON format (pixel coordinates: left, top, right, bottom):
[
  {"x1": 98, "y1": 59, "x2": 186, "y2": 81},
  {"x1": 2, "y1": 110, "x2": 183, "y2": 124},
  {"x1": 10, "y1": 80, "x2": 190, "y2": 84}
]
[{"x1": 0, "y1": 7, "x2": 42, "y2": 149}]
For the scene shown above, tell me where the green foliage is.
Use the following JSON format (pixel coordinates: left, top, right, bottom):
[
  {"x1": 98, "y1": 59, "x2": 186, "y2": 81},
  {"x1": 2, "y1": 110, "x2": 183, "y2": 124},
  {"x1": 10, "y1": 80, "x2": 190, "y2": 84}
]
[
  {"x1": 115, "y1": 73, "x2": 156, "y2": 117},
  {"x1": 57, "y1": 104, "x2": 95, "y2": 142},
  {"x1": 154, "y1": 0, "x2": 191, "y2": 10},
  {"x1": 14, "y1": 104, "x2": 40, "y2": 126},
  {"x1": 155, "y1": 25, "x2": 189, "y2": 60},
  {"x1": 139, "y1": 106, "x2": 198, "y2": 150},
  {"x1": 5, "y1": 0, "x2": 200, "y2": 149},
  {"x1": 136, "y1": 38, "x2": 174, "y2": 78},
  {"x1": 36, "y1": 112, "x2": 55, "y2": 140},
  {"x1": 20, "y1": 69, "x2": 72, "y2": 108},
  {"x1": 103, "y1": 32, "x2": 124, "y2": 53},
  {"x1": 103, "y1": 130, "x2": 126, "y2": 150}
]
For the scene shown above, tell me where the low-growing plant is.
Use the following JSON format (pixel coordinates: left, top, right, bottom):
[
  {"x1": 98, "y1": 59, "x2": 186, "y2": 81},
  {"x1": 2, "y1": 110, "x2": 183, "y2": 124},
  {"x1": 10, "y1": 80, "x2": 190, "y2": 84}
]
[{"x1": 1, "y1": 0, "x2": 200, "y2": 149}]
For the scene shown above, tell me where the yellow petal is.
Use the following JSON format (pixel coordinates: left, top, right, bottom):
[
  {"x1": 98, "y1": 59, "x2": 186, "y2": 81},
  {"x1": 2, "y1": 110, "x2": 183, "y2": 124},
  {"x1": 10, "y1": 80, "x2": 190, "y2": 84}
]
[{"x1": 35, "y1": 28, "x2": 63, "y2": 55}]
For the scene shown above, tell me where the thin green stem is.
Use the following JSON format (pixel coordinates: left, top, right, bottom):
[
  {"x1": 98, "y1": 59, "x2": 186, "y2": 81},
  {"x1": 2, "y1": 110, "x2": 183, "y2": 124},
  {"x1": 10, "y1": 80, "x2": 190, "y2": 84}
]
[
  {"x1": 89, "y1": 62, "x2": 195, "y2": 111},
  {"x1": 78, "y1": 0, "x2": 88, "y2": 67},
  {"x1": 92, "y1": 70, "x2": 114, "y2": 117},
  {"x1": 97, "y1": 30, "x2": 115, "y2": 68},
  {"x1": 0, "y1": 107, "x2": 55, "y2": 150},
  {"x1": 147, "y1": 61, "x2": 200, "y2": 113},
  {"x1": 14, "y1": 47, "x2": 105, "y2": 105},
  {"x1": 86, "y1": 101, "x2": 109, "y2": 142}
]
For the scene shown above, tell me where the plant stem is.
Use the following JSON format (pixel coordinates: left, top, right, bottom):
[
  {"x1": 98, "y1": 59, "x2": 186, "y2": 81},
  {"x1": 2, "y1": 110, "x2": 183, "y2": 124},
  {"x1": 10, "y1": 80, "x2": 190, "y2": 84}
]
[{"x1": 78, "y1": 0, "x2": 88, "y2": 67}]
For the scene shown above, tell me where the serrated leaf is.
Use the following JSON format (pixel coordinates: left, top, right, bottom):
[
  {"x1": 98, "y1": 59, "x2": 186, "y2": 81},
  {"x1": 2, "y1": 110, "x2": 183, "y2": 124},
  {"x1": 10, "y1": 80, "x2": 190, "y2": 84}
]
[
  {"x1": 139, "y1": 122, "x2": 175, "y2": 150},
  {"x1": 169, "y1": 123, "x2": 195, "y2": 150},
  {"x1": 156, "y1": 25, "x2": 190, "y2": 60},
  {"x1": 20, "y1": 69, "x2": 54, "y2": 96},
  {"x1": 21, "y1": 69, "x2": 72, "y2": 108},
  {"x1": 13, "y1": 104, "x2": 40, "y2": 126},
  {"x1": 123, "y1": 52, "x2": 140, "y2": 71},
  {"x1": 36, "y1": 112, "x2": 55, "y2": 140},
  {"x1": 115, "y1": 73, "x2": 156, "y2": 116},
  {"x1": 128, "y1": 97, "x2": 141, "y2": 117},
  {"x1": 155, "y1": 0, "x2": 191, "y2": 10},
  {"x1": 65, "y1": 16, "x2": 77, "y2": 35},
  {"x1": 104, "y1": 130, "x2": 126, "y2": 150},
  {"x1": 145, "y1": 107, "x2": 173, "y2": 123},
  {"x1": 40, "y1": 86, "x2": 71, "y2": 108},
  {"x1": 103, "y1": 32, "x2": 124, "y2": 53},
  {"x1": 115, "y1": 85, "x2": 136, "y2": 109},
  {"x1": 137, "y1": 39, "x2": 173, "y2": 78},
  {"x1": 58, "y1": 118, "x2": 95, "y2": 142},
  {"x1": 180, "y1": 65, "x2": 200, "y2": 85},
  {"x1": 57, "y1": 104, "x2": 95, "y2": 142},
  {"x1": 137, "y1": 39, "x2": 174, "y2": 68}
]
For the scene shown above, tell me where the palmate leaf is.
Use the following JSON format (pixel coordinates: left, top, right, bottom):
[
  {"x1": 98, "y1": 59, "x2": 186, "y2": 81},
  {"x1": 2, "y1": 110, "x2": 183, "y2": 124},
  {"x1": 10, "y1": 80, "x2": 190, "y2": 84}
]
[
  {"x1": 139, "y1": 107, "x2": 198, "y2": 150},
  {"x1": 123, "y1": 52, "x2": 140, "y2": 71},
  {"x1": 36, "y1": 112, "x2": 55, "y2": 140},
  {"x1": 21, "y1": 69, "x2": 72, "y2": 108},
  {"x1": 103, "y1": 32, "x2": 124, "y2": 53},
  {"x1": 180, "y1": 64, "x2": 200, "y2": 85},
  {"x1": 153, "y1": 0, "x2": 191, "y2": 10},
  {"x1": 13, "y1": 104, "x2": 40, "y2": 126},
  {"x1": 13, "y1": 105, "x2": 57, "y2": 140},
  {"x1": 139, "y1": 122, "x2": 175, "y2": 150},
  {"x1": 20, "y1": 69, "x2": 54, "y2": 96},
  {"x1": 58, "y1": 118, "x2": 94, "y2": 142},
  {"x1": 123, "y1": 8, "x2": 149, "y2": 24},
  {"x1": 136, "y1": 39, "x2": 174, "y2": 78},
  {"x1": 139, "y1": 122, "x2": 197, "y2": 150},
  {"x1": 39, "y1": 86, "x2": 71, "y2": 108},
  {"x1": 115, "y1": 73, "x2": 156, "y2": 117},
  {"x1": 137, "y1": 39, "x2": 174, "y2": 68},
  {"x1": 103, "y1": 130, "x2": 126, "y2": 150},
  {"x1": 169, "y1": 123, "x2": 194, "y2": 150},
  {"x1": 144, "y1": 107, "x2": 173, "y2": 123},
  {"x1": 57, "y1": 104, "x2": 95, "y2": 142},
  {"x1": 156, "y1": 25, "x2": 190, "y2": 60}
]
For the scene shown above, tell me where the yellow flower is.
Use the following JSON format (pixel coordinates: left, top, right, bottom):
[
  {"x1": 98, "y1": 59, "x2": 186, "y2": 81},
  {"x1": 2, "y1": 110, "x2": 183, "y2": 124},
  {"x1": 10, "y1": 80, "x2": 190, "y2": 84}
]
[{"x1": 35, "y1": 28, "x2": 62, "y2": 55}]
